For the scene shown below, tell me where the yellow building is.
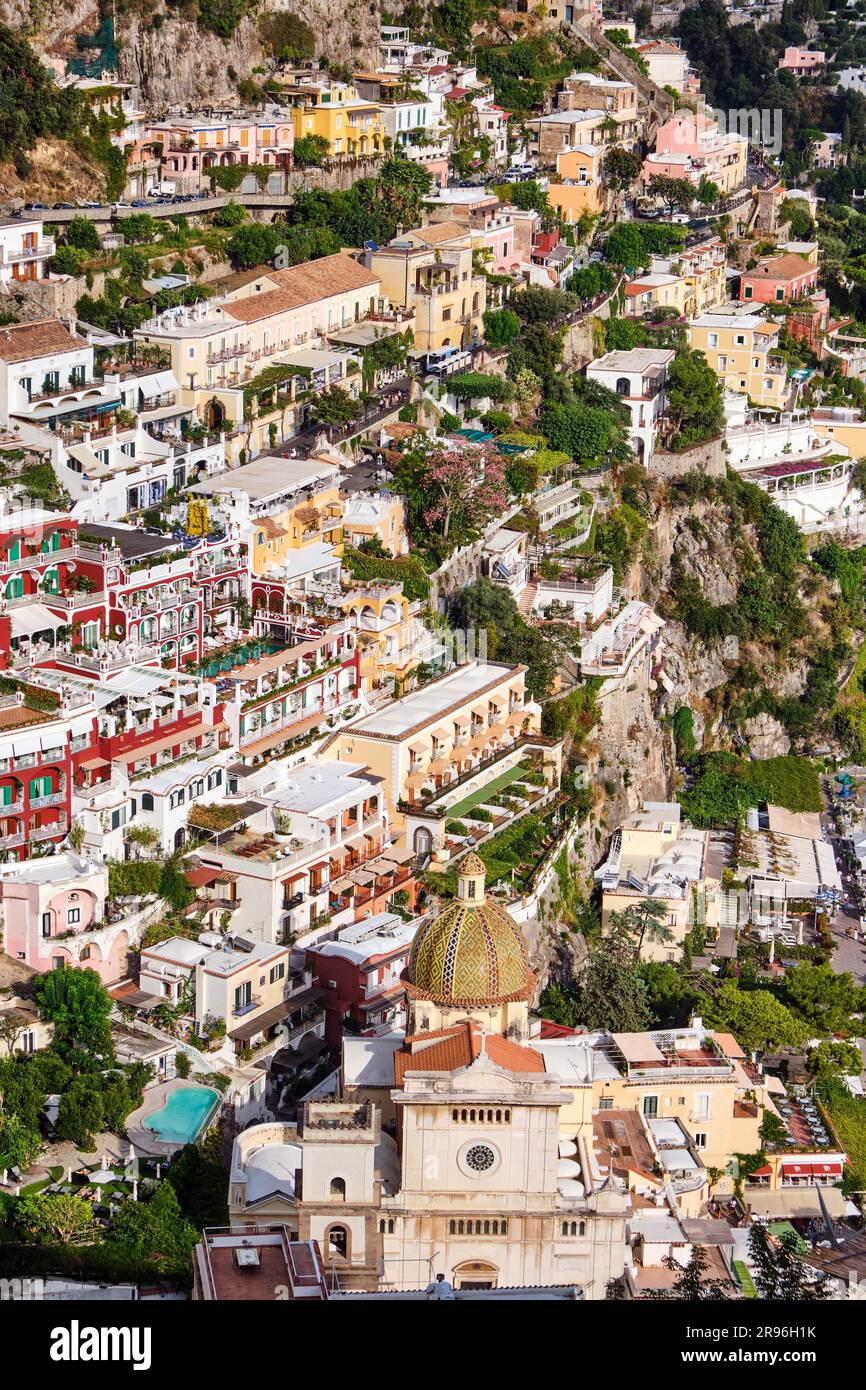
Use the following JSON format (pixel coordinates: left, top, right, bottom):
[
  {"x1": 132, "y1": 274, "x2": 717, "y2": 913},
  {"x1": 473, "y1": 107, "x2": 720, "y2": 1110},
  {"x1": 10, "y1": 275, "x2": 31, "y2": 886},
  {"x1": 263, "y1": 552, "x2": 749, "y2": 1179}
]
[
  {"x1": 547, "y1": 146, "x2": 606, "y2": 225},
  {"x1": 624, "y1": 272, "x2": 691, "y2": 319},
  {"x1": 288, "y1": 82, "x2": 384, "y2": 156},
  {"x1": 595, "y1": 803, "x2": 722, "y2": 962},
  {"x1": 369, "y1": 224, "x2": 487, "y2": 351},
  {"x1": 321, "y1": 659, "x2": 550, "y2": 829},
  {"x1": 687, "y1": 308, "x2": 789, "y2": 408},
  {"x1": 249, "y1": 480, "x2": 345, "y2": 577},
  {"x1": 134, "y1": 253, "x2": 382, "y2": 456},
  {"x1": 337, "y1": 581, "x2": 444, "y2": 696},
  {"x1": 538, "y1": 1022, "x2": 766, "y2": 1179}
]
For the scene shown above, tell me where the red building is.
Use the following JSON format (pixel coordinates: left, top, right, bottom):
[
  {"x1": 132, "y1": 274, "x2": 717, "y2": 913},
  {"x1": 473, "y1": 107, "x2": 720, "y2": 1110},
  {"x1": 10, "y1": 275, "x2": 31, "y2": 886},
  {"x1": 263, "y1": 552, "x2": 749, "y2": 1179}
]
[
  {"x1": 308, "y1": 912, "x2": 420, "y2": 1043},
  {"x1": 739, "y1": 253, "x2": 819, "y2": 306}
]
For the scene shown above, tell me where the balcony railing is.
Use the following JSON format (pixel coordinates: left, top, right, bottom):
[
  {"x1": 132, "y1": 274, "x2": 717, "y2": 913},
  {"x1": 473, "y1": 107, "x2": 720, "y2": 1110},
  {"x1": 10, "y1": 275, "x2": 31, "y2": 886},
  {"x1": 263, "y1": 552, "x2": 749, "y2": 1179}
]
[
  {"x1": 30, "y1": 790, "x2": 67, "y2": 810},
  {"x1": 232, "y1": 994, "x2": 262, "y2": 1018},
  {"x1": 30, "y1": 819, "x2": 67, "y2": 842}
]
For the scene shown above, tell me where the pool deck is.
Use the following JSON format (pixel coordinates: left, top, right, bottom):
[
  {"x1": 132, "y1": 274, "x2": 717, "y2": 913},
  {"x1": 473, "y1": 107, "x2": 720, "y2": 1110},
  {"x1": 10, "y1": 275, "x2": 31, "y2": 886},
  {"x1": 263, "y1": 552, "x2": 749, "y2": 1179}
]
[{"x1": 126, "y1": 1079, "x2": 221, "y2": 1157}]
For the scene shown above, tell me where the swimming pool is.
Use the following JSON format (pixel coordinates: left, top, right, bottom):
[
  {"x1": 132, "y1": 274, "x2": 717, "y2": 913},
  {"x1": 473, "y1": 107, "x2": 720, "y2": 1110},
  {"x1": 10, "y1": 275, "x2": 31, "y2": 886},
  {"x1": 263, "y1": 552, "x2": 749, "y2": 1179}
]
[{"x1": 143, "y1": 1085, "x2": 220, "y2": 1146}]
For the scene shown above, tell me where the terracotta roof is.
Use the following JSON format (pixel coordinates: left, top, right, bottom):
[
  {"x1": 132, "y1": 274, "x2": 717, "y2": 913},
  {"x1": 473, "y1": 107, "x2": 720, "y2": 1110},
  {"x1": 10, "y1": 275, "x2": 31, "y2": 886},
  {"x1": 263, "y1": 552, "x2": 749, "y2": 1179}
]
[
  {"x1": 394, "y1": 1019, "x2": 544, "y2": 1084},
  {"x1": 0, "y1": 319, "x2": 84, "y2": 363},
  {"x1": 743, "y1": 253, "x2": 817, "y2": 282},
  {"x1": 411, "y1": 221, "x2": 471, "y2": 246},
  {"x1": 221, "y1": 254, "x2": 379, "y2": 324}
]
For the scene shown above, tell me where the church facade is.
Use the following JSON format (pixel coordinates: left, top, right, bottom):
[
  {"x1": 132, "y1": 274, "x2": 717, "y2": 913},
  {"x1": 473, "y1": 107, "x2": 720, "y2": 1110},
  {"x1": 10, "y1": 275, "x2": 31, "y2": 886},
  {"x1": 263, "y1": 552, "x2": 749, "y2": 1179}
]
[{"x1": 228, "y1": 856, "x2": 629, "y2": 1296}]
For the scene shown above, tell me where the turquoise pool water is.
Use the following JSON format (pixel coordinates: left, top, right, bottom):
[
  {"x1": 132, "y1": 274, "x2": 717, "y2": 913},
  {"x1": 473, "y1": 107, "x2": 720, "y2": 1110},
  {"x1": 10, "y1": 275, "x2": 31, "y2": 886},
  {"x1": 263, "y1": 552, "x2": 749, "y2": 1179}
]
[{"x1": 143, "y1": 1085, "x2": 220, "y2": 1146}]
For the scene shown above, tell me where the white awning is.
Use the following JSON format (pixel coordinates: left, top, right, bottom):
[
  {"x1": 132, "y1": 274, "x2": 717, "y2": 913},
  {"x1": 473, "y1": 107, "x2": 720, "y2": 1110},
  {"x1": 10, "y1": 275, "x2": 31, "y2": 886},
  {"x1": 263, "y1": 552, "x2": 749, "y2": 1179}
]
[
  {"x1": 9, "y1": 733, "x2": 42, "y2": 757},
  {"x1": 10, "y1": 604, "x2": 66, "y2": 638},
  {"x1": 152, "y1": 370, "x2": 178, "y2": 395}
]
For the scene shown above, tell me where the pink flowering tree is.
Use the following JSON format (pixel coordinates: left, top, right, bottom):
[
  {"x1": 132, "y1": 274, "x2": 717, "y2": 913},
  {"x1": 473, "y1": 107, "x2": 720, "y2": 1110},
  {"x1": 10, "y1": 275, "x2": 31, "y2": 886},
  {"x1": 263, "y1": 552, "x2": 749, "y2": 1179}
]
[{"x1": 422, "y1": 448, "x2": 507, "y2": 544}]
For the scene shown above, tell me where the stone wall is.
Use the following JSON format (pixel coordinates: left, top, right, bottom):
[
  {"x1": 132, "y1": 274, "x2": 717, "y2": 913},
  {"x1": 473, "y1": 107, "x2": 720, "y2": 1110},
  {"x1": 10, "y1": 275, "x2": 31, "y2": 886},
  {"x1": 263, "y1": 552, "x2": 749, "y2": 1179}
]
[{"x1": 649, "y1": 435, "x2": 726, "y2": 480}]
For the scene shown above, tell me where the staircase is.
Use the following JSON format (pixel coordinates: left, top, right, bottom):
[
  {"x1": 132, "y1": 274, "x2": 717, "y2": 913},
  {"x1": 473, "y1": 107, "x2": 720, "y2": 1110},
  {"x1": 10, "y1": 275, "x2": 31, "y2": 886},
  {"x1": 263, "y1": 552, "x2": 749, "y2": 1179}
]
[{"x1": 564, "y1": 18, "x2": 675, "y2": 135}]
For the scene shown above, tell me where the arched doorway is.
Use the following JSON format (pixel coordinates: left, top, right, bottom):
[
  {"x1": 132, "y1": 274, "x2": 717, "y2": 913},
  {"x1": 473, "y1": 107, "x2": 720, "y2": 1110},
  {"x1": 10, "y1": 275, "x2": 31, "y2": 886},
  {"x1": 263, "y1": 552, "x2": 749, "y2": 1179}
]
[
  {"x1": 413, "y1": 826, "x2": 433, "y2": 857},
  {"x1": 174, "y1": 827, "x2": 186, "y2": 850},
  {"x1": 204, "y1": 398, "x2": 225, "y2": 430}
]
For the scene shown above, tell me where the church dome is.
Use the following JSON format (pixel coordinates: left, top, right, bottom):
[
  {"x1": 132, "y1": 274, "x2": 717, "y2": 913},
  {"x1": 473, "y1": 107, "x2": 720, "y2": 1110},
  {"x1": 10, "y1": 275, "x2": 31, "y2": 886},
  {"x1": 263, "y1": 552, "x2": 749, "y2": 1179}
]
[{"x1": 405, "y1": 857, "x2": 532, "y2": 1006}]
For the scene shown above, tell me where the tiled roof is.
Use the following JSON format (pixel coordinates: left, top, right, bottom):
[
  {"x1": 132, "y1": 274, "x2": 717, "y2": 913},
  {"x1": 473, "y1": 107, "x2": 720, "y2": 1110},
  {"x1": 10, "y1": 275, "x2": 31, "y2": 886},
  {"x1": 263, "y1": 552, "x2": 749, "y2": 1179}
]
[
  {"x1": 394, "y1": 1020, "x2": 544, "y2": 1084},
  {"x1": 743, "y1": 253, "x2": 817, "y2": 282},
  {"x1": 410, "y1": 221, "x2": 470, "y2": 245},
  {"x1": 222, "y1": 254, "x2": 379, "y2": 323},
  {"x1": 0, "y1": 319, "x2": 84, "y2": 363}
]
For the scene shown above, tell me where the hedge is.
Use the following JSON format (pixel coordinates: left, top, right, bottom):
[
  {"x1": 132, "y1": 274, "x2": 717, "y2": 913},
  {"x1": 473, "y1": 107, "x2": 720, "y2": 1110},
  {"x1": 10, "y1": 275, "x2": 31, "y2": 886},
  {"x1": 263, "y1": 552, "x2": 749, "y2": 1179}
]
[{"x1": 342, "y1": 547, "x2": 430, "y2": 600}]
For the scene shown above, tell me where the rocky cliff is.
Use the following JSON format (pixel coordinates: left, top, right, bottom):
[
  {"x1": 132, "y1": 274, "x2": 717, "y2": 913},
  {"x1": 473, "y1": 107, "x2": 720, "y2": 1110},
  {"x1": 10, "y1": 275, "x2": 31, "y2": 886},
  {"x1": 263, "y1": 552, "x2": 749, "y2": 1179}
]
[{"x1": 1, "y1": 0, "x2": 382, "y2": 106}]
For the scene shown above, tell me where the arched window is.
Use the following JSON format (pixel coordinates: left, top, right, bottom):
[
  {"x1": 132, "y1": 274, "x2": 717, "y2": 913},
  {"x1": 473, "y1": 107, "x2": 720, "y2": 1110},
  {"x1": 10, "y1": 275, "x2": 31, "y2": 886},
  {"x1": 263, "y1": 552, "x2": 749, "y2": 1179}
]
[
  {"x1": 562, "y1": 1221, "x2": 569, "y2": 1236},
  {"x1": 483, "y1": 1220, "x2": 490, "y2": 1234},
  {"x1": 449, "y1": 1220, "x2": 456, "y2": 1234},
  {"x1": 578, "y1": 1220, "x2": 586, "y2": 1237},
  {"x1": 457, "y1": 1220, "x2": 465, "y2": 1234},
  {"x1": 388, "y1": 1219, "x2": 394, "y2": 1233},
  {"x1": 330, "y1": 1177, "x2": 346, "y2": 1200},
  {"x1": 501, "y1": 1220, "x2": 508, "y2": 1235},
  {"x1": 327, "y1": 1225, "x2": 348, "y2": 1258},
  {"x1": 141, "y1": 793, "x2": 154, "y2": 811},
  {"x1": 615, "y1": 377, "x2": 630, "y2": 396},
  {"x1": 492, "y1": 1221, "x2": 498, "y2": 1235}
]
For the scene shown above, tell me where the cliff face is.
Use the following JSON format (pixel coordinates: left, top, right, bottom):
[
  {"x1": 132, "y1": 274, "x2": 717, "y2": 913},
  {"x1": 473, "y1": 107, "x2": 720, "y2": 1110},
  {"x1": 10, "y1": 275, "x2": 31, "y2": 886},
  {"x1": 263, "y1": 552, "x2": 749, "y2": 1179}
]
[{"x1": 0, "y1": 0, "x2": 382, "y2": 106}]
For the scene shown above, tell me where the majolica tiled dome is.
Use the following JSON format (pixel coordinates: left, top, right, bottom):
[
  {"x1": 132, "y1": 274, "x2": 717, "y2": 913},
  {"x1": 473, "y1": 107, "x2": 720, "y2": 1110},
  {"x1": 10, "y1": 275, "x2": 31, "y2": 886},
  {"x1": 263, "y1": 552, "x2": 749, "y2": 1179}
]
[{"x1": 405, "y1": 857, "x2": 532, "y2": 1006}]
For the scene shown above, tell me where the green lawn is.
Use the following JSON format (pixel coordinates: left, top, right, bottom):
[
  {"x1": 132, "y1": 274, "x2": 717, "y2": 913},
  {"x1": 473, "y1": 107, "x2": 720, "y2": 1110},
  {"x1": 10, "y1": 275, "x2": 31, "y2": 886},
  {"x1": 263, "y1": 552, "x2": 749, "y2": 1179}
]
[
  {"x1": 733, "y1": 1260, "x2": 757, "y2": 1298},
  {"x1": 444, "y1": 763, "x2": 529, "y2": 820}
]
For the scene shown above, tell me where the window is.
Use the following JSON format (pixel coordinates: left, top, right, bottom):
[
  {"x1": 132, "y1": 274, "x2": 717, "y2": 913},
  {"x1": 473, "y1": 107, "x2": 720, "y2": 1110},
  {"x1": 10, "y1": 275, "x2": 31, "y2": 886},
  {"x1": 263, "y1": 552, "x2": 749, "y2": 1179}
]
[
  {"x1": 464, "y1": 1143, "x2": 496, "y2": 1172},
  {"x1": 693, "y1": 1093, "x2": 710, "y2": 1119},
  {"x1": 442, "y1": 307, "x2": 451, "y2": 321},
  {"x1": 329, "y1": 1177, "x2": 346, "y2": 1200},
  {"x1": 269, "y1": 962, "x2": 285, "y2": 984},
  {"x1": 141, "y1": 793, "x2": 154, "y2": 811},
  {"x1": 327, "y1": 1225, "x2": 348, "y2": 1258},
  {"x1": 207, "y1": 770, "x2": 222, "y2": 789},
  {"x1": 67, "y1": 908, "x2": 81, "y2": 925},
  {"x1": 80, "y1": 946, "x2": 91, "y2": 960},
  {"x1": 744, "y1": 285, "x2": 753, "y2": 298},
  {"x1": 599, "y1": 1096, "x2": 613, "y2": 1110},
  {"x1": 41, "y1": 912, "x2": 51, "y2": 938},
  {"x1": 694, "y1": 1132, "x2": 707, "y2": 1149},
  {"x1": 642, "y1": 1095, "x2": 659, "y2": 1117}
]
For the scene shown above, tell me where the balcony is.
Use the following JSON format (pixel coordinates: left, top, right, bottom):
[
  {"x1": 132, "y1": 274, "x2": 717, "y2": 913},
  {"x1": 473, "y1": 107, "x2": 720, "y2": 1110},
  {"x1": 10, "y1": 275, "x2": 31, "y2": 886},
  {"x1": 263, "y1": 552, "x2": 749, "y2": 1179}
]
[
  {"x1": 0, "y1": 830, "x2": 24, "y2": 848},
  {"x1": 2, "y1": 240, "x2": 55, "y2": 270},
  {"x1": 232, "y1": 994, "x2": 262, "y2": 1018},
  {"x1": 206, "y1": 343, "x2": 250, "y2": 366},
  {"x1": 30, "y1": 790, "x2": 67, "y2": 810},
  {"x1": 30, "y1": 819, "x2": 67, "y2": 842}
]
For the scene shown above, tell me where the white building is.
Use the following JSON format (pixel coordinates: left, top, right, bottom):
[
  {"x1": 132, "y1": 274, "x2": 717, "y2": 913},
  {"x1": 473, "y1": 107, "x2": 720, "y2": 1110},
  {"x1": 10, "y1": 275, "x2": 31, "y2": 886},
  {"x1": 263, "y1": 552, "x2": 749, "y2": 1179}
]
[
  {"x1": 0, "y1": 217, "x2": 56, "y2": 291},
  {"x1": 585, "y1": 349, "x2": 676, "y2": 466},
  {"x1": 128, "y1": 754, "x2": 232, "y2": 853}
]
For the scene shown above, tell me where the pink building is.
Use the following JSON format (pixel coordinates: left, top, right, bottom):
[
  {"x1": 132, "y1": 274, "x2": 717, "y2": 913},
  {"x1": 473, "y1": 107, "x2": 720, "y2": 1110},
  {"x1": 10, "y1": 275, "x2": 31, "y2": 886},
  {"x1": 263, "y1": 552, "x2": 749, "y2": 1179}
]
[
  {"x1": 739, "y1": 253, "x2": 819, "y2": 305},
  {"x1": 0, "y1": 852, "x2": 132, "y2": 984},
  {"x1": 778, "y1": 47, "x2": 825, "y2": 75},
  {"x1": 147, "y1": 115, "x2": 294, "y2": 190}
]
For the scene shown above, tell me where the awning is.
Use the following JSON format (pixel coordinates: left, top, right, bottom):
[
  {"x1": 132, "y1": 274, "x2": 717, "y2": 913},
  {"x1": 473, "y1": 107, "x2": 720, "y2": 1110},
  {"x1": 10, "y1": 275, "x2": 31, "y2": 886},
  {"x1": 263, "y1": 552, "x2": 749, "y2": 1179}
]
[
  {"x1": 79, "y1": 756, "x2": 110, "y2": 771},
  {"x1": 152, "y1": 370, "x2": 178, "y2": 395},
  {"x1": 10, "y1": 604, "x2": 66, "y2": 638},
  {"x1": 781, "y1": 1162, "x2": 814, "y2": 1176},
  {"x1": 747, "y1": 1187, "x2": 847, "y2": 1220},
  {"x1": 752, "y1": 1164, "x2": 773, "y2": 1177}
]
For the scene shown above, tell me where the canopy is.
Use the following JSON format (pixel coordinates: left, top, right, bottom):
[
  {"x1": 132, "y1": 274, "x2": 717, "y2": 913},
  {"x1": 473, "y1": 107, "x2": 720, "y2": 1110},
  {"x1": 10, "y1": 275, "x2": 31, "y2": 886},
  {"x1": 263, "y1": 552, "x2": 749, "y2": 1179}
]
[{"x1": 10, "y1": 604, "x2": 66, "y2": 638}]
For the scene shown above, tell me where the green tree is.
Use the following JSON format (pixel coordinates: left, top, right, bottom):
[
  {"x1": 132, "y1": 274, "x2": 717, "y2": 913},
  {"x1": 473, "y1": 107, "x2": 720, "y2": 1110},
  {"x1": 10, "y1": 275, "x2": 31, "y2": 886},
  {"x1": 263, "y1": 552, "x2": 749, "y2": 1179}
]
[
  {"x1": 159, "y1": 859, "x2": 195, "y2": 912},
  {"x1": 35, "y1": 968, "x2": 114, "y2": 1060},
  {"x1": 539, "y1": 983, "x2": 578, "y2": 1027},
  {"x1": 293, "y1": 133, "x2": 331, "y2": 167},
  {"x1": 602, "y1": 146, "x2": 642, "y2": 192},
  {"x1": 65, "y1": 216, "x2": 101, "y2": 255},
  {"x1": 665, "y1": 348, "x2": 724, "y2": 449},
  {"x1": 806, "y1": 1040, "x2": 864, "y2": 1079},
  {"x1": 0, "y1": 1110, "x2": 42, "y2": 1170},
  {"x1": 575, "y1": 916, "x2": 651, "y2": 1032},
  {"x1": 13, "y1": 1191, "x2": 97, "y2": 1245},
  {"x1": 56, "y1": 1075, "x2": 106, "y2": 1148},
  {"x1": 759, "y1": 1109, "x2": 790, "y2": 1148},
  {"x1": 648, "y1": 1244, "x2": 731, "y2": 1300},
  {"x1": 482, "y1": 307, "x2": 520, "y2": 347},
  {"x1": 107, "y1": 1182, "x2": 199, "y2": 1277},
  {"x1": 703, "y1": 982, "x2": 808, "y2": 1054},
  {"x1": 748, "y1": 1223, "x2": 830, "y2": 1300},
  {"x1": 615, "y1": 899, "x2": 675, "y2": 960},
  {"x1": 784, "y1": 964, "x2": 862, "y2": 1033},
  {"x1": 672, "y1": 706, "x2": 697, "y2": 760},
  {"x1": 647, "y1": 174, "x2": 696, "y2": 212}
]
